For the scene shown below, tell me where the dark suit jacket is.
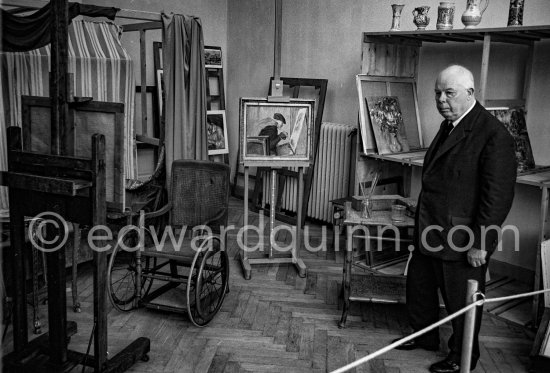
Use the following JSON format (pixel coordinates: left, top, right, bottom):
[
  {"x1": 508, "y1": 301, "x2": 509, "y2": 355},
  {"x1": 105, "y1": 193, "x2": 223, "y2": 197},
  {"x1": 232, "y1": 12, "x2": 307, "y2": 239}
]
[{"x1": 415, "y1": 102, "x2": 517, "y2": 261}]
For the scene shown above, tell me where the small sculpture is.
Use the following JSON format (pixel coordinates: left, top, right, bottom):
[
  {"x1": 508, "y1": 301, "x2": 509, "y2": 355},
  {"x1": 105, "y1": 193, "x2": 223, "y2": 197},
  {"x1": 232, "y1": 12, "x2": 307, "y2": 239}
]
[{"x1": 413, "y1": 6, "x2": 431, "y2": 30}]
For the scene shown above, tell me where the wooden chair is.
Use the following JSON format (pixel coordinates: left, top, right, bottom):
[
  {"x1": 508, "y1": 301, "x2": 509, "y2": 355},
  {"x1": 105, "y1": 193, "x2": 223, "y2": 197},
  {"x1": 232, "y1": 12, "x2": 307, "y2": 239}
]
[{"x1": 107, "y1": 160, "x2": 230, "y2": 326}]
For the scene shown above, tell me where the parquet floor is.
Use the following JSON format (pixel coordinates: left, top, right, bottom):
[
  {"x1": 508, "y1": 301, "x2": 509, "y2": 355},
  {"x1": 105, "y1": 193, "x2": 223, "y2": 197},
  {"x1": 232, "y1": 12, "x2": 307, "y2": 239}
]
[{"x1": 2, "y1": 198, "x2": 535, "y2": 372}]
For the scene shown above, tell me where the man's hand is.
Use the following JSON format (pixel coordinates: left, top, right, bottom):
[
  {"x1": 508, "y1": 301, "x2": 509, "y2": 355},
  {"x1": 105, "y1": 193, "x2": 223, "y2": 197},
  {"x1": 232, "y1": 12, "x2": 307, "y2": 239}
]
[{"x1": 467, "y1": 248, "x2": 487, "y2": 268}]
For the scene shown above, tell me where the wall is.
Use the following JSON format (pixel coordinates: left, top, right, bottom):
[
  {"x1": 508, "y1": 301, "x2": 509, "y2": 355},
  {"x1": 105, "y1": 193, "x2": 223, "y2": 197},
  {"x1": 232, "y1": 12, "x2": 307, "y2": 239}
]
[{"x1": 227, "y1": 0, "x2": 550, "y2": 180}]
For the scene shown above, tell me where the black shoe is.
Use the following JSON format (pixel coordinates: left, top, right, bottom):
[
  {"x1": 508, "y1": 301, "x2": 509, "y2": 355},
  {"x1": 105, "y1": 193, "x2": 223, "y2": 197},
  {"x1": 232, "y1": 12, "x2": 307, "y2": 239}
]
[
  {"x1": 392, "y1": 338, "x2": 439, "y2": 351},
  {"x1": 429, "y1": 358, "x2": 476, "y2": 373}
]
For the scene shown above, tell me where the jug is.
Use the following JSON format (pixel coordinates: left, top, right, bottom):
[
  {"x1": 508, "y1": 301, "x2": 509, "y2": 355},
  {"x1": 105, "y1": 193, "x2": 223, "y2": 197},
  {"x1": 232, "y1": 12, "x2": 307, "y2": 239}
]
[
  {"x1": 436, "y1": 2, "x2": 455, "y2": 30},
  {"x1": 461, "y1": 0, "x2": 489, "y2": 28},
  {"x1": 412, "y1": 6, "x2": 430, "y2": 30}
]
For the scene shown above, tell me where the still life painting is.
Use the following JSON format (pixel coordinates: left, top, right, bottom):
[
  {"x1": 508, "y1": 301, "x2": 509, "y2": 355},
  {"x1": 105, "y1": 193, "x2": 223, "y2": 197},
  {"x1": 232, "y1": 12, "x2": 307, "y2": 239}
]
[
  {"x1": 366, "y1": 96, "x2": 410, "y2": 154},
  {"x1": 489, "y1": 107, "x2": 535, "y2": 173}
]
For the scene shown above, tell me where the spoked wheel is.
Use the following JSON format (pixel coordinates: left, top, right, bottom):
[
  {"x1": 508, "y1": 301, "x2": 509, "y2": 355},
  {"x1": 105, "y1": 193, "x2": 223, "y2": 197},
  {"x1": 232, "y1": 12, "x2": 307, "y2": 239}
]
[
  {"x1": 186, "y1": 236, "x2": 229, "y2": 326},
  {"x1": 107, "y1": 228, "x2": 156, "y2": 312}
]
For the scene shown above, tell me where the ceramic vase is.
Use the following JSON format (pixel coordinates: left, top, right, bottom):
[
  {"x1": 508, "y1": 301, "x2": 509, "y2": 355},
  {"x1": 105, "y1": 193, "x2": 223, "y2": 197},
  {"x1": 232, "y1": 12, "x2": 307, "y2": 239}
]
[
  {"x1": 390, "y1": 4, "x2": 405, "y2": 31},
  {"x1": 412, "y1": 6, "x2": 431, "y2": 30},
  {"x1": 507, "y1": 0, "x2": 524, "y2": 26},
  {"x1": 436, "y1": 2, "x2": 456, "y2": 30},
  {"x1": 461, "y1": 0, "x2": 489, "y2": 28}
]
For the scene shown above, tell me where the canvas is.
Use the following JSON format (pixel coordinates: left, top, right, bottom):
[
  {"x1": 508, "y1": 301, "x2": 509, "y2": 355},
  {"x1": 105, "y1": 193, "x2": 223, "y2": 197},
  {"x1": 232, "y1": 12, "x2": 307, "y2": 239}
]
[
  {"x1": 239, "y1": 98, "x2": 314, "y2": 166},
  {"x1": 366, "y1": 96, "x2": 410, "y2": 155},
  {"x1": 488, "y1": 107, "x2": 535, "y2": 173}
]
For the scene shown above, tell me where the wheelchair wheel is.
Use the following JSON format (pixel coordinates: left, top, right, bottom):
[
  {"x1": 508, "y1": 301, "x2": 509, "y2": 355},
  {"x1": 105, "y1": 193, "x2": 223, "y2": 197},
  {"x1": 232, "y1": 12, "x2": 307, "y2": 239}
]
[
  {"x1": 186, "y1": 236, "x2": 229, "y2": 326},
  {"x1": 107, "y1": 228, "x2": 156, "y2": 312}
]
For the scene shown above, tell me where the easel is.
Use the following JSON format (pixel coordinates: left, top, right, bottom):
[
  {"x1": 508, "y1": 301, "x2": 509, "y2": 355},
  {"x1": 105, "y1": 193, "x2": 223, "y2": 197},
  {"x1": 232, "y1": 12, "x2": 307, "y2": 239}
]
[
  {"x1": 239, "y1": 0, "x2": 307, "y2": 280},
  {"x1": 2, "y1": 1, "x2": 149, "y2": 371}
]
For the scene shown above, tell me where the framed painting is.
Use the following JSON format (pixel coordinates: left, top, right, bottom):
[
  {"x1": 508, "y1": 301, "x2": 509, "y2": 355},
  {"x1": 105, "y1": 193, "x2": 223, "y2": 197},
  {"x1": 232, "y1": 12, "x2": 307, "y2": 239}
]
[
  {"x1": 204, "y1": 46, "x2": 222, "y2": 69},
  {"x1": 207, "y1": 110, "x2": 229, "y2": 155},
  {"x1": 488, "y1": 106, "x2": 535, "y2": 174},
  {"x1": 239, "y1": 98, "x2": 315, "y2": 167},
  {"x1": 356, "y1": 75, "x2": 423, "y2": 155},
  {"x1": 21, "y1": 95, "x2": 126, "y2": 211},
  {"x1": 366, "y1": 96, "x2": 410, "y2": 155}
]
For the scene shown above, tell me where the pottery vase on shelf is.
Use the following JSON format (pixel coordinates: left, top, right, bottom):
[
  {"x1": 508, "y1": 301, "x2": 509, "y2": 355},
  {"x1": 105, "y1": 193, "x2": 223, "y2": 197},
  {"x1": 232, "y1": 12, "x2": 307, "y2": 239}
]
[
  {"x1": 412, "y1": 6, "x2": 431, "y2": 30},
  {"x1": 507, "y1": 0, "x2": 524, "y2": 26},
  {"x1": 461, "y1": 0, "x2": 489, "y2": 28},
  {"x1": 436, "y1": 2, "x2": 456, "y2": 30},
  {"x1": 390, "y1": 4, "x2": 405, "y2": 31}
]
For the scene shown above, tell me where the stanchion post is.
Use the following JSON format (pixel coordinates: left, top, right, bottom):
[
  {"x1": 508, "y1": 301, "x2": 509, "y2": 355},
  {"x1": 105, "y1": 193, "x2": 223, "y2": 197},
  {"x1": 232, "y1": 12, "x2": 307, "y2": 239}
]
[{"x1": 460, "y1": 279, "x2": 479, "y2": 373}]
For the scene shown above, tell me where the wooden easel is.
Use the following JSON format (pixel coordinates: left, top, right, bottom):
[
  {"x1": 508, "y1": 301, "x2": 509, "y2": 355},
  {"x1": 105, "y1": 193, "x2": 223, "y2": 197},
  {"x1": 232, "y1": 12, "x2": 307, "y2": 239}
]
[
  {"x1": 239, "y1": 0, "x2": 307, "y2": 280},
  {"x1": 241, "y1": 164, "x2": 307, "y2": 280},
  {"x1": 4, "y1": 128, "x2": 150, "y2": 372},
  {"x1": 2, "y1": 1, "x2": 149, "y2": 371}
]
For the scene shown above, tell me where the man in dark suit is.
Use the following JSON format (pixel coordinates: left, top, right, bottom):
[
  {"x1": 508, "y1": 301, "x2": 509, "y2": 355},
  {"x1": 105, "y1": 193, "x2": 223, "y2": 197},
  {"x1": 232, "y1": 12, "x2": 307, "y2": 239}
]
[{"x1": 394, "y1": 65, "x2": 517, "y2": 373}]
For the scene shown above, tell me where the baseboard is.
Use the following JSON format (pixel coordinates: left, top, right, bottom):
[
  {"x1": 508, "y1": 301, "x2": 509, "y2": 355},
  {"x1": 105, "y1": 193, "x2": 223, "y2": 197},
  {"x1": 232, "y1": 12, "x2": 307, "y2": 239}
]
[{"x1": 490, "y1": 258, "x2": 534, "y2": 286}]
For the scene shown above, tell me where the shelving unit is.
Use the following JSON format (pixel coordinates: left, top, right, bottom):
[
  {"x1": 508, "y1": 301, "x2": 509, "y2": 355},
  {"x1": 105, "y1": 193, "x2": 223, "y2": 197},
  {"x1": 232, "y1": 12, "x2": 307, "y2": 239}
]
[{"x1": 358, "y1": 25, "x2": 550, "y2": 327}]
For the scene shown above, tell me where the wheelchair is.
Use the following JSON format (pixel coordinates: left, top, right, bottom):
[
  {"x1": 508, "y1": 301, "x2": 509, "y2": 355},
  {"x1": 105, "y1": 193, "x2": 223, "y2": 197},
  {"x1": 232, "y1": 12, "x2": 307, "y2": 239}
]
[{"x1": 107, "y1": 160, "x2": 230, "y2": 327}]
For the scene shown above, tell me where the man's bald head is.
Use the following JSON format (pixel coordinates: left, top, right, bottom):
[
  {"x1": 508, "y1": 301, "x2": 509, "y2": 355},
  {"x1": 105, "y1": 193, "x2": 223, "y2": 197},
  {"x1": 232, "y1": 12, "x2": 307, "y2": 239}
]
[{"x1": 435, "y1": 65, "x2": 476, "y2": 121}]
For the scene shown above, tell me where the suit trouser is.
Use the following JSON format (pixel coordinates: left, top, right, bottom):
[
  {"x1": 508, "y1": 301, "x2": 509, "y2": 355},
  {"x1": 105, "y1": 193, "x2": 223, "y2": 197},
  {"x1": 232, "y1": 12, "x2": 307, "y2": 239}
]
[{"x1": 406, "y1": 250, "x2": 487, "y2": 364}]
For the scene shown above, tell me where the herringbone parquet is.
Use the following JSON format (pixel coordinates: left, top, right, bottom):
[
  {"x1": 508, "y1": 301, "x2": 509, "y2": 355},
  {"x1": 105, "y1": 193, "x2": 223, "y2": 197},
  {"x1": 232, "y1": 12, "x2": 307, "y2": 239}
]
[{"x1": 2, "y1": 198, "x2": 535, "y2": 372}]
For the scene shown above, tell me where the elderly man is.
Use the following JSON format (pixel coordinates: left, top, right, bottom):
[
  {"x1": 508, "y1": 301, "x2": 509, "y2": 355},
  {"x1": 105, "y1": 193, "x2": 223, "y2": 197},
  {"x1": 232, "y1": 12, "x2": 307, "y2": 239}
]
[{"x1": 394, "y1": 65, "x2": 517, "y2": 373}]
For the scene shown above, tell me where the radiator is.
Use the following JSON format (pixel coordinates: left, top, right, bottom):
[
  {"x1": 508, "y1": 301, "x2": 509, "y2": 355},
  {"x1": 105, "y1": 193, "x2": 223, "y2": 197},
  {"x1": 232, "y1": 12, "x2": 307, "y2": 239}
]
[{"x1": 263, "y1": 122, "x2": 356, "y2": 222}]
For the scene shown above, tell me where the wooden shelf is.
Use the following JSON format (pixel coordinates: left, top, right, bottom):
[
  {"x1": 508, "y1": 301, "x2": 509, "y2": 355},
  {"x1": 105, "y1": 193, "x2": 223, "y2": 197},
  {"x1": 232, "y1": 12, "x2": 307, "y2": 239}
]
[
  {"x1": 364, "y1": 152, "x2": 550, "y2": 187},
  {"x1": 364, "y1": 25, "x2": 550, "y2": 45}
]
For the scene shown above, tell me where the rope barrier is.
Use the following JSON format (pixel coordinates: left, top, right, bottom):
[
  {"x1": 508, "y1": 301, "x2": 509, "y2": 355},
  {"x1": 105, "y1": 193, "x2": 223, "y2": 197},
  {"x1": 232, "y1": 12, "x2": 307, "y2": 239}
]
[{"x1": 331, "y1": 287, "x2": 550, "y2": 373}]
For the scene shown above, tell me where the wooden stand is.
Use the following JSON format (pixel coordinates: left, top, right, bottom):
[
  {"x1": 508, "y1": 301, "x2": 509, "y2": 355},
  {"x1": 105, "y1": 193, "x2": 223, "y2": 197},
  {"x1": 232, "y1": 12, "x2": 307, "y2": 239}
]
[
  {"x1": 2, "y1": 127, "x2": 149, "y2": 372},
  {"x1": 240, "y1": 165, "x2": 307, "y2": 280}
]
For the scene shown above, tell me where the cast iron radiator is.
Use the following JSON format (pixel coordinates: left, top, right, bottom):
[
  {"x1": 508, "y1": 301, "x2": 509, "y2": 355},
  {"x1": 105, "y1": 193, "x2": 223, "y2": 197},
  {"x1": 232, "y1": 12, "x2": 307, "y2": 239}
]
[{"x1": 262, "y1": 122, "x2": 356, "y2": 223}]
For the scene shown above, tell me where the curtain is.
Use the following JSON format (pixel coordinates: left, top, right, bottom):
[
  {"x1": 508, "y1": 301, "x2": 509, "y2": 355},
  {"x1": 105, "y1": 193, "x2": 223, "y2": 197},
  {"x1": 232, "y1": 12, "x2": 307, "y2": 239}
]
[
  {"x1": 162, "y1": 13, "x2": 208, "y2": 185},
  {"x1": 0, "y1": 20, "x2": 136, "y2": 210},
  {"x1": 1, "y1": 2, "x2": 118, "y2": 52}
]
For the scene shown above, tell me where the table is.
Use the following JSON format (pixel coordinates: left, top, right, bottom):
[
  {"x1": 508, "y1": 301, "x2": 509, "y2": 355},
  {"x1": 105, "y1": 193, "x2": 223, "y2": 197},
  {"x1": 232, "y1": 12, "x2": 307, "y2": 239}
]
[{"x1": 338, "y1": 197, "x2": 415, "y2": 328}]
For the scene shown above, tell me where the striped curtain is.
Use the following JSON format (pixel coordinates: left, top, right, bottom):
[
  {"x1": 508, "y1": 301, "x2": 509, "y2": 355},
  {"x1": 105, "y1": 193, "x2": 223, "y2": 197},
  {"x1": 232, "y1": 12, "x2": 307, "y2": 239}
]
[{"x1": 0, "y1": 20, "x2": 136, "y2": 209}]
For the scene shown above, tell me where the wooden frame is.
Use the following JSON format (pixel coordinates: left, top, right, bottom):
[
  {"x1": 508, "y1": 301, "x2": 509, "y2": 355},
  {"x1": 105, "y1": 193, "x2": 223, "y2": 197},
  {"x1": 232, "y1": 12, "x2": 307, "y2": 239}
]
[
  {"x1": 356, "y1": 75, "x2": 423, "y2": 155},
  {"x1": 207, "y1": 110, "x2": 229, "y2": 155},
  {"x1": 239, "y1": 98, "x2": 314, "y2": 167},
  {"x1": 21, "y1": 95, "x2": 126, "y2": 211}
]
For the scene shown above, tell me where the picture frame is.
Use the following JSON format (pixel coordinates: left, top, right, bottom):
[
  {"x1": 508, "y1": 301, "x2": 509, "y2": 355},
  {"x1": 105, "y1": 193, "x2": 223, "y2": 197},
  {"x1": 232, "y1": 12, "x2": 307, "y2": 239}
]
[
  {"x1": 239, "y1": 98, "x2": 315, "y2": 167},
  {"x1": 207, "y1": 110, "x2": 229, "y2": 155},
  {"x1": 356, "y1": 75, "x2": 423, "y2": 155},
  {"x1": 204, "y1": 45, "x2": 222, "y2": 69},
  {"x1": 21, "y1": 95, "x2": 126, "y2": 211}
]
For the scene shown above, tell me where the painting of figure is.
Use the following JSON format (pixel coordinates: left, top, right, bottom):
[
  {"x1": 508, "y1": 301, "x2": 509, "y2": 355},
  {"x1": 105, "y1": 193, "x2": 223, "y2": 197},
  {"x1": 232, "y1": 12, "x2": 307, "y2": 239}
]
[
  {"x1": 239, "y1": 98, "x2": 314, "y2": 165},
  {"x1": 366, "y1": 96, "x2": 410, "y2": 155},
  {"x1": 207, "y1": 110, "x2": 229, "y2": 155}
]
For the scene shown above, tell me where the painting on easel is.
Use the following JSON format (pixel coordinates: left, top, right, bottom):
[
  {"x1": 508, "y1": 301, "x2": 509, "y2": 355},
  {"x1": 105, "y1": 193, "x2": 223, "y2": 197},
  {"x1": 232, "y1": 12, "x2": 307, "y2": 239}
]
[
  {"x1": 366, "y1": 96, "x2": 410, "y2": 155},
  {"x1": 488, "y1": 107, "x2": 535, "y2": 174},
  {"x1": 239, "y1": 98, "x2": 314, "y2": 166}
]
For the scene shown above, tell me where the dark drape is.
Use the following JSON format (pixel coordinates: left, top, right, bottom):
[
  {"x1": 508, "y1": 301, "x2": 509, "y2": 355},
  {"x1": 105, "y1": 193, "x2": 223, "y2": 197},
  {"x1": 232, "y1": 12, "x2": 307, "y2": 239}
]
[
  {"x1": 162, "y1": 13, "x2": 208, "y2": 185},
  {"x1": 1, "y1": 2, "x2": 119, "y2": 52}
]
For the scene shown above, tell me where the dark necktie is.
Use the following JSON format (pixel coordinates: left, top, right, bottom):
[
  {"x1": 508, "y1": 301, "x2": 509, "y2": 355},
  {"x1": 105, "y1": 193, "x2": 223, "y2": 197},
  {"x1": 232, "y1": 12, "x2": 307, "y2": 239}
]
[{"x1": 433, "y1": 120, "x2": 453, "y2": 153}]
